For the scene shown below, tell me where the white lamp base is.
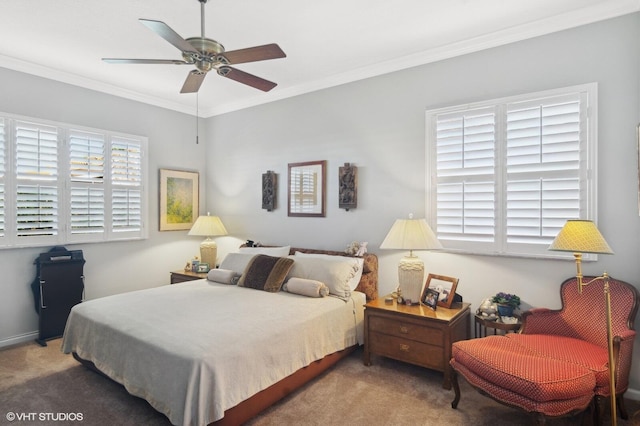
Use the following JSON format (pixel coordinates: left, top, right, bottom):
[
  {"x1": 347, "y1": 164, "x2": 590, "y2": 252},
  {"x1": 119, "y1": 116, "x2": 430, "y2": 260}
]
[
  {"x1": 200, "y1": 238, "x2": 218, "y2": 268},
  {"x1": 398, "y1": 254, "x2": 425, "y2": 303}
]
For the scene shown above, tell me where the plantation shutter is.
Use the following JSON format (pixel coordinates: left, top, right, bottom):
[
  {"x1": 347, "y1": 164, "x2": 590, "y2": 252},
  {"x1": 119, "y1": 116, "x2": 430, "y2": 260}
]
[
  {"x1": 15, "y1": 120, "x2": 59, "y2": 238},
  {"x1": 427, "y1": 84, "x2": 594, "y2": 258},
  {"x1": 111, "y1": 137, "x2": 142, "y2": 232},
  {"x1": 434, "y1": 107, "x2": 496, "y2": 246},
  {"x1": 505, "y1": 93, "x2": 582, "y2": 246},
  {"x1": 69, "y1": 130, "x2": 105, "y2": 236}
]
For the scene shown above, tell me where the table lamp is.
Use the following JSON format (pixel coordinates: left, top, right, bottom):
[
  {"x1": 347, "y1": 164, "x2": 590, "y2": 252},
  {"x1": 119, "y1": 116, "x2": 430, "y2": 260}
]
[
  {"x1": 380, "y1": 214, "x2": 443, "y2": 303},
  {"x1": 188, "y1": 213, "x2": 228, "y2": 268},
  {"x1": 548, "y1": 219, "x2": 616, "y2": 425}
]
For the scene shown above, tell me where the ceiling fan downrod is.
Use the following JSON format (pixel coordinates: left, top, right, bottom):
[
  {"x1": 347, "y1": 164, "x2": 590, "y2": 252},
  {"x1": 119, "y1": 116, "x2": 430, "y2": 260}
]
[{"x1": 199, "y1": 0, "x2": 208, "y2": 39}]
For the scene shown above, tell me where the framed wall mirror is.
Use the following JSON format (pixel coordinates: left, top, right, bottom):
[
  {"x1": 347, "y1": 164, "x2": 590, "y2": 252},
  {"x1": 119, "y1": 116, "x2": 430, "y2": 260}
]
[{"x1": 288, "y1": 160, "x2": 326, "y2": 217}]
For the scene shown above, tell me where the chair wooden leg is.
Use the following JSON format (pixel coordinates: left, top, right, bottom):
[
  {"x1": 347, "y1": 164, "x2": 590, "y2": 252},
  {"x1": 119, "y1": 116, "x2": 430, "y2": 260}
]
[
  {"x1": 532, "y1": 413, "x2": 547, "y2": 425},
  {"x1": 450, "y1": 366, "x2": 461, "y2": 409},
  {"x1": 617, "y1": 393, "x2": 628, "y2": 420},
  {"x1": 593, "y1": 395, "x2": 605, "y2": 426}
]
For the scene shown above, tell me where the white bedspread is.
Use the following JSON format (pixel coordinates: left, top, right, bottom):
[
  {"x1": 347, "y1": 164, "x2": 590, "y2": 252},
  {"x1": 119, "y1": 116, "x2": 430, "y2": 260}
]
[{"x1": 62, "y1": 280, "x2": 365, "y2": 426}]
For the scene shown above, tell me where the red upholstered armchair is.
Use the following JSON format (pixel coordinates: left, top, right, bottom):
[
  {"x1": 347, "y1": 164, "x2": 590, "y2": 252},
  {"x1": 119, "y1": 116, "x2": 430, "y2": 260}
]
[
  {"x1": 450, "y1": 276, "x2": 639, "y2": 425},
  {"x1": 519, "y1": 276, "x2": 639, "y2": 420}
]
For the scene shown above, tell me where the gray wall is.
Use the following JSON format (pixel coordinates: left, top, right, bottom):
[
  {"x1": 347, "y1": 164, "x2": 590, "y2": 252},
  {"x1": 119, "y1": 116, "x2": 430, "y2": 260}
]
[{"x1": 208, "y1": 14, "x2": 640, "y2": 395}]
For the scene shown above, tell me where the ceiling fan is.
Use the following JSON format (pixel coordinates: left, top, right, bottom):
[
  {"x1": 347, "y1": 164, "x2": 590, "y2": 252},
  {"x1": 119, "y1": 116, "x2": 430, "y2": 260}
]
[{"x1": 103, "y1": 0, "x2": 286, "y2": 94}]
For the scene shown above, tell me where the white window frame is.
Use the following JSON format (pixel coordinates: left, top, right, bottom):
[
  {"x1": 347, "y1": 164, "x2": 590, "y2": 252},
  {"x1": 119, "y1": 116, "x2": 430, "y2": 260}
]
[
  {"x1": 0, "y1": 112, "x2": 148, "y2": 249},
  {"x1": 425, "y1": 83, "x2": 597, "y2": 259}
]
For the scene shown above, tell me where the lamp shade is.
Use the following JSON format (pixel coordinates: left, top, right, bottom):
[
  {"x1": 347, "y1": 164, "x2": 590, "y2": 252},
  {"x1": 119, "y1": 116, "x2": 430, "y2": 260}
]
[
  {"x1": 380, "y1": 217, "x2": 442, "y2": 304},
  {"x1": 188, "y1": 213, "x2": 228, "y2": 269},
  {"x1": 188, "y1": 214, "x2": 228, "y2": 237},
  {"x1": 380, "y1": 218, "x2": 443, "y2": 251},
  {"x1": 548, "y1": 220, "x2": 613, "y2": 254}
]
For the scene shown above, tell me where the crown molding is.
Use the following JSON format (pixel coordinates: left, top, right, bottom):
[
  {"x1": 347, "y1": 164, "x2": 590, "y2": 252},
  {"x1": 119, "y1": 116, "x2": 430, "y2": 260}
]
[{"x1": 2, "y1": 1, "x2": 638, "y2": 118}]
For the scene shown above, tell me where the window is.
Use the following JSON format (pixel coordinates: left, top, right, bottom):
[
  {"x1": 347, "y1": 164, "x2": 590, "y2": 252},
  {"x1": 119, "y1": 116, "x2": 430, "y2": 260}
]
[
  {"x1": 425, "y1": 84, "x2": 596, "y2": 258},
  {"x1": 0, "y1": 112, "x2": 148, "y2": 248}
]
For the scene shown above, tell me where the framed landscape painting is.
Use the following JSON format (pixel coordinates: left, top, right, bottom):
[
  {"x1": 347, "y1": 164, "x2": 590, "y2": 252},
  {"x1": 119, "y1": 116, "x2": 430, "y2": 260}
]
[{"x1": 159, "y1": 169, "x2": 199, "y2": 231}]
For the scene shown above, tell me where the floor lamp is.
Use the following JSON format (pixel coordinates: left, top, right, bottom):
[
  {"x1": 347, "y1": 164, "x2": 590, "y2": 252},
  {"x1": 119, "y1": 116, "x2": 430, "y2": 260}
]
[
  {"x1": 380, "y1": 215, "x2": 442, "y2": 304},
  {"x1": 548, "y1": 219, "x2": 616, "y2": 425}
]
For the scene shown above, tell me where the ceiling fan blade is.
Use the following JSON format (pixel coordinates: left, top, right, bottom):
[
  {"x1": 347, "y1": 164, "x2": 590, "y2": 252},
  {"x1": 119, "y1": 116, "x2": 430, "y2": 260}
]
[
  {"x1": 140, "y1": 19, "x2": 198, "y2": 54},
  {"x1": 221, "y1": 44, "x2": 286, "y2": 65},
  {"x1": 102, "y1": 58, "x2": 191, "y2": 65},
  {"x1": 218, "y1": 66, "x2": 277, "y2": 92},
  {"x1": 181, "y1": 70, "x2": 207, "y2": 93}
]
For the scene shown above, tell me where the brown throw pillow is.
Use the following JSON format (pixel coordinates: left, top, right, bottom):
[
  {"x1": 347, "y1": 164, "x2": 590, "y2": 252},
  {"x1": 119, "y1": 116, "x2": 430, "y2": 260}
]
[{"x1": 237, "y1": 254, "x2": 294, "y2": 292}]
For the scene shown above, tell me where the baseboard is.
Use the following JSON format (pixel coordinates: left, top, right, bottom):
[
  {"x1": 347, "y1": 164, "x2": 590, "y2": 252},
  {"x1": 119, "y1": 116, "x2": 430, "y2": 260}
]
[
  {"x1": 0, "y1": 331, "x2": 38, "y2": 349},
  {"x1": 626, "y1": 388, "x2": 640, "y2": 401}
]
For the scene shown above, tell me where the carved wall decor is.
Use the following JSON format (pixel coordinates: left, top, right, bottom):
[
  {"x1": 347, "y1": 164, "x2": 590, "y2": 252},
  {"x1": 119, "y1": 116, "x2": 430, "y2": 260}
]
[
  {"x1": 339, "y1": 162, "x2": 357, "y2": 211},
  {"x1": 262, "y1": 170, "x2": 277, "y2": 211}
]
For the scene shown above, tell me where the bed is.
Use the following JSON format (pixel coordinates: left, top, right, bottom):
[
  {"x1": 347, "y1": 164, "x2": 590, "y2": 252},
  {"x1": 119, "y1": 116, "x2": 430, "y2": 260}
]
[{"x1": 62, "y1": 247, "x2": 378, "y2": 426}]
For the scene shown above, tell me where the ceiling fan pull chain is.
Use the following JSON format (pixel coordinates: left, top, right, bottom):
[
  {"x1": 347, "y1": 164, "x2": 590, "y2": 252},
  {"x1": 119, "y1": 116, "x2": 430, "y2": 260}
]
[{"x1": 196, "y1": 92, "x2": 199, "y2": 144}]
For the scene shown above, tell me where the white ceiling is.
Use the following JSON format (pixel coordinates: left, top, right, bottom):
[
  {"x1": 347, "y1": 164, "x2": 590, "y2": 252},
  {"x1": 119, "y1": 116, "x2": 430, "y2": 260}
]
[{"x1": 0, "y1": 0, "x2": 638, "y2": 117}]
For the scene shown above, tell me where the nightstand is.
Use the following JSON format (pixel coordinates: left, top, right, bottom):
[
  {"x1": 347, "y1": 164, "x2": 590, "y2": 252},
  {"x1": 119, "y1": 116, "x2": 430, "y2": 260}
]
[
  {"x1": 363, "y1": 296, "x2": 471, "y2": 389},
  {"x1": 170, "y1": 270, "x2": 208, "y2": 284}
]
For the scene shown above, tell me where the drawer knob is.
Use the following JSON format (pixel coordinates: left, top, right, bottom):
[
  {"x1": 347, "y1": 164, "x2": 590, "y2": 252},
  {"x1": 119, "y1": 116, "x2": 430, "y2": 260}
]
[
  {"x1": 399, "y1": 326, "x2": 408, "y2": 334},
  {"x1": 400, "y1": 344, "x2": 410, "y2": 352}
]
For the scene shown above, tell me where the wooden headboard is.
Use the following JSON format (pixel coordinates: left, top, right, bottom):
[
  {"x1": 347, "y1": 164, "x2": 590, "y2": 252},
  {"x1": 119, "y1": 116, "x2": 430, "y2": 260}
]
[{"x1": 289, "y1": 247, "x2": 378, "y2": 301}]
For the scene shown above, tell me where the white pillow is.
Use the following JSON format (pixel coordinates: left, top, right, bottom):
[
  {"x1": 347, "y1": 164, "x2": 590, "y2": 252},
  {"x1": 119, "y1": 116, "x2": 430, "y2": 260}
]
[
  {"x1": 294, "y1": 251, "x2": 364, "y2": 291},
  {"x1": 284, "y1": 277, "x2": 329, "y2": 298},
  {"x1": 219, "y1": 253, "x2": 257, "y2": 276},
  {"x1": 206, "y1": 268, "x2": 237, "y2": 284},
  {"x1": 286, "y1": 256, "x2": 357, "y2": 301},
  {"x1": 239, "y1": 245, "x2": 291, "y2": 257}
]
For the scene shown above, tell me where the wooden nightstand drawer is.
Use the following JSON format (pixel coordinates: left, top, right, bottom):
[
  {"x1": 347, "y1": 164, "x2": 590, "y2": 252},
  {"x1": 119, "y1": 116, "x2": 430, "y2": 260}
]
[
  {"x1": 369, "y1": 315, "x2": 443, "y2": 345},
  {"x1": 363, "y1": 297, "x2": 471, "y2": 389},
  {"x1": 368, "y1": 332, "x2": 444, "y2": 369},
  {"x1": 170, "y1": 270, "x2": 208, "y2": 284}
]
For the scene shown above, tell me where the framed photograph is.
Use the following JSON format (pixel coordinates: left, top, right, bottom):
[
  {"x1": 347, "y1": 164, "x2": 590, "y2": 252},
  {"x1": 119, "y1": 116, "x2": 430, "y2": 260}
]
[
  {"x1": 288, "y1": 160, "x2": 326, "y2": 217},
  {"x1": 197, "y1": 263, "x2": 210, "y2": 273},
  {"x1": 421, "y1": 287, "x2": 439, "y2": 310},
  {"x1": 159, "y1": 169, "x2": 199, "y2": 231},
  {"x1": 424, "y1": 274, "x2": 459, "y2": 309}
]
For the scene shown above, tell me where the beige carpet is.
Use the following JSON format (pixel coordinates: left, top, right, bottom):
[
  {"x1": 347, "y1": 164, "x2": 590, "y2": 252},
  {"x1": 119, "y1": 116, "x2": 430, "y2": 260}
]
[{"x1": 1, "y1": 339, "x2": 638, "y2": 426}]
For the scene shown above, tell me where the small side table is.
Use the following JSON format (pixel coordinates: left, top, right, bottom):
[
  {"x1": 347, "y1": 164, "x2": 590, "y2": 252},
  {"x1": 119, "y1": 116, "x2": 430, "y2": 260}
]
[
  {"x1": 170, "y1": 270, "x2": 208, "y2": 284},
  {"x1": 474, "y1": 314, "x2": 521, "y2": 337}
]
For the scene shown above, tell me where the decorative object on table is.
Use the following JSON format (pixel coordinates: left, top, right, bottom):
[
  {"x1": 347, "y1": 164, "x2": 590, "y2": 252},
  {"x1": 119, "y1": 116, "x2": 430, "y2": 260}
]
[
  {"x1": 262, "y1": 170, "x2": 277, "y2": 211},
  {"x1": 425, "y1": 273, "x2": 459, "y2": 309},
  {"x1": 184, "y1": 262, "x2": 192, "y2": 272},
  {"x1": 159, "y1": 169, "x2": 199, "y2": 231},
  {"x1": 345, "y1": 241, "x2": 368, "y2": 256},
  {"x1": 491, "y1": 292, "x2": 521, "y2": 318},
  {"x1": 188, "y1": 213, "x2": 228, "y2": 268},
  {"x1": 338, "y1": 162, "x2": 357, "y2": 211},
  {"x1": 548, "y1": 219, "x2": 618, "y2": 425},
  {"x1": 288, "y1": 160, "x2": 326, "y2": 217},
  {"x1": 197, "y1": 263, "x2": 210, "y2": 273},
  {"x1": 422, "y1": 287, "x2": 439, "y2": 310},
  {"x1": 191, "y1": 258, "x2": 200, "y2": 272},
  {"x1": 380, "y1": 214, "x2": 443, "y2": 304},
  {"x1": 477, "y1": 298, "x2": 498, "y2": 320}
]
